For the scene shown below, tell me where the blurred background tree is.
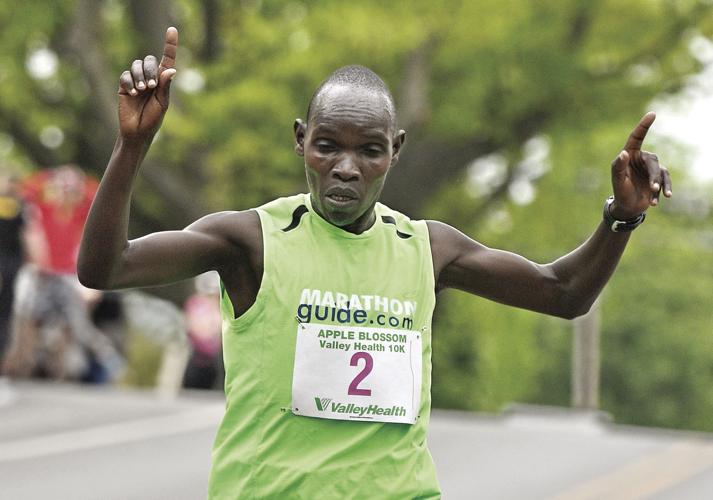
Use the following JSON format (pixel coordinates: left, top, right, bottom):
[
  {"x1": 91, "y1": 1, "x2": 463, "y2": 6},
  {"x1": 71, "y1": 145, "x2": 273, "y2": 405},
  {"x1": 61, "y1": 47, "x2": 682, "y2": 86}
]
[{"x1": 1, "y1": 0, "x2": 712, "y2": 430}]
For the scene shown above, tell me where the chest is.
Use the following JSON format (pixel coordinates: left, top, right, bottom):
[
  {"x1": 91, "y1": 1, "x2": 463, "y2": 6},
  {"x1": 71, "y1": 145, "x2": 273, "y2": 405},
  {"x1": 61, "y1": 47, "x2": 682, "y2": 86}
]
[{"x1": 269, "y1": 232, "x2": 428, "y2": 324}]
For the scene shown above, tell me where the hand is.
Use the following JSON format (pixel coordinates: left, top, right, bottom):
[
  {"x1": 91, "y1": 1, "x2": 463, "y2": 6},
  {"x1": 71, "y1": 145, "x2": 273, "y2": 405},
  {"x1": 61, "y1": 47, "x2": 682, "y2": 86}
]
[
  {"x1": 117, "y1": 27, "x2": 178, "y2": 138},
  {"x1": 609, "y1": 112, "x2": 672, "y2": 220}
]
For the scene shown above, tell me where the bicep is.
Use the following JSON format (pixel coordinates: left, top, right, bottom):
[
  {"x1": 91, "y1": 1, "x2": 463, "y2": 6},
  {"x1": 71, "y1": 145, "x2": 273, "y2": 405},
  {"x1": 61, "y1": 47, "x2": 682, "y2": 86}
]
[
  {"x1": 430, "y1": 221, "x2": 563, "y2": 314},
  {"x1": 111, "y1": 230, "x2": 233, "y2": 289},
  {"x1": 106, "y1": 211, "x2": 251, "y2": 289}
]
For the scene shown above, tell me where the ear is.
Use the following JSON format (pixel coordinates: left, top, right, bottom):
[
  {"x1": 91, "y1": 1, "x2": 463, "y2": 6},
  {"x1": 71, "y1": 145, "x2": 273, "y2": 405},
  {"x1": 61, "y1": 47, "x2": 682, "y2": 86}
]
[
  {"x1": 294, "y1": 119, "x2": 306, "y2": 156},
  {"x1": 391, "y1": 130, "x2": 407, "y2": 165}
]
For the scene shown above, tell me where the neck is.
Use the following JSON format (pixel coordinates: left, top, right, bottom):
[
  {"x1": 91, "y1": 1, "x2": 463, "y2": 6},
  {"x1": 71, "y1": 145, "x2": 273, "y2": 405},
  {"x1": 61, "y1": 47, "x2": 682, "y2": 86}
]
[
  {"x1": 310, "y1": 195, "x2": 377, "y2": 235},
  {"x1": 340, "y1": 209, "x2": 376, "y2": 235}
]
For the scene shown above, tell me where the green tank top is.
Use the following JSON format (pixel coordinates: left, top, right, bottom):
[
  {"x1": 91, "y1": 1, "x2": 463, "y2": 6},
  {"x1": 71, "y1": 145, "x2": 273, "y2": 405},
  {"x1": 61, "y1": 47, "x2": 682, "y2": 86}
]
[{"x1": 209, "y1": 193, "x2": 440, "y2": 499}]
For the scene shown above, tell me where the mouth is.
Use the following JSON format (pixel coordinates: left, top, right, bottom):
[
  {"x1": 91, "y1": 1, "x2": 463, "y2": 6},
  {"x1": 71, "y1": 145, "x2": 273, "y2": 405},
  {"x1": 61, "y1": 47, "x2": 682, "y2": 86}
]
[
  {"x1": 325, "y1": 187, "x2": 359, "y2": 205},
  {"x1": 327, "y1": 194, "x2": 355, "y2": 202}
]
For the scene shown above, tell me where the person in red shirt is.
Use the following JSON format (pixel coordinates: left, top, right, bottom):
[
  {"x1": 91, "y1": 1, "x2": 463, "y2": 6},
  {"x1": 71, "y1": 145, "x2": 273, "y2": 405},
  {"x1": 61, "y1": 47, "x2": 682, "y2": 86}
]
[
  {"x1": 3, "y1": 166, "x2": 123, "y2": 381},
  {"x1": 22, "y1": 165, "x2": 97, "y2": 274}
]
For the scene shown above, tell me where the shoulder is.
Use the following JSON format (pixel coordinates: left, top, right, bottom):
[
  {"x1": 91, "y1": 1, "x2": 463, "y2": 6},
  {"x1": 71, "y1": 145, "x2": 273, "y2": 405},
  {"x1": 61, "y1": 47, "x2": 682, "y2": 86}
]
[
  {"x1": 426, "y1": 220, "x2": 489, "y2": 286},
  {"x1": 375, "y1": 202, "x2": 430, "y2": 241},
  {"x1": 185, "y1": 194, "x2": 311, "y2": 247},
  {"x1": 255, "y1": 193, "x2": 310, "y2": 232},
  {"x1": 186, "y1": 194, "x2": 309, "y2": 242},
  {"x1": 426, "y1": 218, "x2": 463, "y2": 241},
  {"x1": 186, "y1": 209, "x2": 261, "y2": 250},
  {"x1": 256, "y1": 193, "x2": 307, "y2": 214},
  {"x1": 426, "y1": 220, "x2": 461, "y2": 263}
]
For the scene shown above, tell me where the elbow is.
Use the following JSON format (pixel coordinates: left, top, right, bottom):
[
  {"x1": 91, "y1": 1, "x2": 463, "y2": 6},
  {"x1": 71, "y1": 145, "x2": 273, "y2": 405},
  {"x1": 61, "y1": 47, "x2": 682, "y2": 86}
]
[
  {"x1": 540, "y1": 264, "x2": 595, "y2": 320},
  {"x1": 551, "y1": 294, "x2": 595, "y2": 320},
  {"x1": 76, "y1": 253, "x2": 100, "y2": 289},
  {"x1": 556, "y1": 305, "x2": 590, "y2": 321},
  {"x1": 77, "y1": 244, "x2": 124, "y2": 290},
  {"x1": 77, "y1": 267, "x2": 107, "y2": 290},
  {"x1": 77, "y1": 257, "x2": 115, "y2": 290}
]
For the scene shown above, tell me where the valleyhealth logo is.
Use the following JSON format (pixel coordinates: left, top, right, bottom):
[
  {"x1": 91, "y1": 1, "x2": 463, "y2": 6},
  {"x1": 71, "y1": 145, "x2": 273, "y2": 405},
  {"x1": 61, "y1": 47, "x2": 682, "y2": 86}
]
[
  {"x1": 313, "y1": 396, "x2": 407, "y2": 418},
  {"x1": 314, "y1": 397, "x2": 332, "y2": 412}
]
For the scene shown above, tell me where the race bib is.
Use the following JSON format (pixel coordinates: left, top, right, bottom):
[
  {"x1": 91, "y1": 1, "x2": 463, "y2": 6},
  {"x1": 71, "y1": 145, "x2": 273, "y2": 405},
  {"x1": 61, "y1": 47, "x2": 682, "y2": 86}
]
[{"x1": 291, "y1": 323, "x2": 422, "y2": 424}]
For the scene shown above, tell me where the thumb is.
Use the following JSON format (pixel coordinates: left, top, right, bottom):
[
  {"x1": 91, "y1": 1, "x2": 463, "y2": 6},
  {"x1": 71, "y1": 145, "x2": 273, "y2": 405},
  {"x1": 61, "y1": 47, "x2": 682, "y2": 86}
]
[
  {"x1": 155, "y1": 68, "x2": 177, "y2": 109},
  {"x1": 611, "y1": 150, "x2": 629, "y2": 177}
]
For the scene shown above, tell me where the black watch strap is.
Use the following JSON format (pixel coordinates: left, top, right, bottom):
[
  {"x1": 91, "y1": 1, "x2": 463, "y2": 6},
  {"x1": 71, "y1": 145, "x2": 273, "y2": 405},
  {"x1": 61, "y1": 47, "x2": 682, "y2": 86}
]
[{"x1": 603, "y1": 196, "x2": 646, "y2": 232}]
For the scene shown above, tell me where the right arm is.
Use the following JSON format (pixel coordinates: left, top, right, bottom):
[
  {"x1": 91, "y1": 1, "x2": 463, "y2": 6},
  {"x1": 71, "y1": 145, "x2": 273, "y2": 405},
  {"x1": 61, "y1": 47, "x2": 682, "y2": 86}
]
[
  {"x1": 78, "y1": 136, "x2": 246, "y2": 290},
  {"x1": 78, "y1": 27, "x2": 253, "y2": 291}
]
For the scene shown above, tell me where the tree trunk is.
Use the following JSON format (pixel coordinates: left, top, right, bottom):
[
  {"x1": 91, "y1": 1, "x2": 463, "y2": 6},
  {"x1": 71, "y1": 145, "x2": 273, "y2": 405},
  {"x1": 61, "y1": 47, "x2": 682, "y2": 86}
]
[{"x1": 571, "y1": 298, "x2": 601, "y2": 410}]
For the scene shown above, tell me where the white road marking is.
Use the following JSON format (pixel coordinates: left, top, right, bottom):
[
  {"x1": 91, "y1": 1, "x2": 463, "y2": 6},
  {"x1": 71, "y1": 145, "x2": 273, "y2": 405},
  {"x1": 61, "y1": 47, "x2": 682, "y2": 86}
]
[
  {"x1": 550, "y1": 439, "x2": 713, "y2": 500},
  {"x1": 0, "y1": 403, "x2": 224, "y2": 463}
]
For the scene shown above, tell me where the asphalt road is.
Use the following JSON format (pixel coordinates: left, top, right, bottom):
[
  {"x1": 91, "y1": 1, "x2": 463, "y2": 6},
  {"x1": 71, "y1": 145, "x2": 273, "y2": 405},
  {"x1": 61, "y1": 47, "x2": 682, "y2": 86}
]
[{"x1": 2, "y1": 381, "x2": 713, "y2": 499}]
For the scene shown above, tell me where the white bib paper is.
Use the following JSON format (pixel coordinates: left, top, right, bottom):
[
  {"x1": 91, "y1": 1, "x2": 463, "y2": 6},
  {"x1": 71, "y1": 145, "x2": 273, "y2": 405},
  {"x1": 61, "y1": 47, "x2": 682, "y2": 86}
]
[{"x1": 291, "y1": 323, "x2": 422, "y2": 424}]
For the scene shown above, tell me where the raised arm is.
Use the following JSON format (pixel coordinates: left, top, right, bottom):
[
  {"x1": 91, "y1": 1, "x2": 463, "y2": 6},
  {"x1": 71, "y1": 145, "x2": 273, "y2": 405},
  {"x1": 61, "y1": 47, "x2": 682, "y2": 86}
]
[
  {"x1": 78, "y1": 27, "x2": 258, "y2": 292},
  {"x1": 429, "y1": 112, "x2": 672, "y2": 319}
]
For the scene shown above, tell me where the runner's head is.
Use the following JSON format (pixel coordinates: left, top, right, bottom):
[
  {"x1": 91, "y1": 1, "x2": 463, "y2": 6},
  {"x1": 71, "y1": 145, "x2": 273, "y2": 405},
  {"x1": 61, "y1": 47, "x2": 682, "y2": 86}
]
[{"x1": 294, "y1": 66, "x2": 406, "y2": 233}]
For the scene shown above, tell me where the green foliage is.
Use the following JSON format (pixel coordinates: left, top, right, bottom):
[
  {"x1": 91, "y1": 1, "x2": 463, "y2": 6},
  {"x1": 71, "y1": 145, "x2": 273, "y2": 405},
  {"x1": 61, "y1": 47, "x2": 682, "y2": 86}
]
[
  {"x1": 600, "y1": 215, "x2": 713, "y2": 431},
  {"x1": 429, "y1": 113, "x2": 713, "y2": 430},
  {"x1": 1, "y1": 0, "x2": 712, "y2": 432},
  {"x1": 432, "y1": 290, "x2": 571, "y2": 411}
]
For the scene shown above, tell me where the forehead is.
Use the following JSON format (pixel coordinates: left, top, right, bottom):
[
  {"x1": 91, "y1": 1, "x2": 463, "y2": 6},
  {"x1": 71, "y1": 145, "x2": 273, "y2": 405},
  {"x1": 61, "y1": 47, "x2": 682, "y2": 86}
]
[{"x1": 309, "y1": 84, "x2": 394, "y2": 136}]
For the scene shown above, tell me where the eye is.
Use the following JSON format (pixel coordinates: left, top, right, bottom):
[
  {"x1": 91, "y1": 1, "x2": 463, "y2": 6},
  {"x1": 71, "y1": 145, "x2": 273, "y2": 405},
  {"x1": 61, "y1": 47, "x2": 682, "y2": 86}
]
[
  {"x1": 314, "y1": 140, "x2": 337, "y2": 154},
  {"x1": 362, "y1": 145, "x2": 385, "y2": 157}
]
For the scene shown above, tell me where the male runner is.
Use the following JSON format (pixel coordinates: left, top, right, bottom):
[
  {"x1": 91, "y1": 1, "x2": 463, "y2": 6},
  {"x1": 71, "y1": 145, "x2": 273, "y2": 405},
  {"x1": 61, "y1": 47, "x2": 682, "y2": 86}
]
[{"x1": 79, "y1": 27, "x2": 672, "y2": 498}]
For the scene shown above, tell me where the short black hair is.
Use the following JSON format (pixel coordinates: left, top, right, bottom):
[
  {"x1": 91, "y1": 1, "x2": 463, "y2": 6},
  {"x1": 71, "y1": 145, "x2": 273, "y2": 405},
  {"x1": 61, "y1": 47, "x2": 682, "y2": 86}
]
[{"x1": 306, "y1": 65, "x2": 397, "y2": 129}]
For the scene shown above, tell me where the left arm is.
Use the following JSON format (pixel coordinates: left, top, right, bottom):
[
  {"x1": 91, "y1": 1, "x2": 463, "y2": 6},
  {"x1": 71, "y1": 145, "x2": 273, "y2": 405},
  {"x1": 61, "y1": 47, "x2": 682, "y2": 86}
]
[
  {"x1": 429, "y1": 220, "x2": 630, "y2": 319},
  {"x1": 430, "y1": 112, "x2": 672, "y2": 319}
]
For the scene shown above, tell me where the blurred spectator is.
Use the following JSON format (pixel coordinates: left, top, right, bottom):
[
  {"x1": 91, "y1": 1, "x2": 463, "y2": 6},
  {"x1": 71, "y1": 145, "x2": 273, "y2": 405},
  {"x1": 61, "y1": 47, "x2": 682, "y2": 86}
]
[
  {"x1": 0, "y1": 169, "x2": 25, "y2": 363},
  {"x1": 182, "y1": 271, "x2": 223, "y2": 390},
  {"x1": 82, "y1": 287, "x2": 127, "y2": 383},
  {"x1": 23, "y1": 165, "x2": 96, "y2": 273},
  {"x1": 90, "y1": 291, "x2": 126, "y2": 353},
  {"x1": 120, "y1": 290, "x2": 188, "y2": 396},
  {"x1": 2, "y1": 166, "x2": 124, "y2": 382}
]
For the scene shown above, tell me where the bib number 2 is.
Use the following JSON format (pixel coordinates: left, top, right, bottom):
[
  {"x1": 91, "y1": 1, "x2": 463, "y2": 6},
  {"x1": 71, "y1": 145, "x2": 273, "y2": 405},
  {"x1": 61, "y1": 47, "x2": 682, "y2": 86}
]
[
  {"x1": 348, "y1": 352, "x2": 373, "y2": 396},
  {"x1": 291, "y1": 323, "x2": 422, "y2": 424}
]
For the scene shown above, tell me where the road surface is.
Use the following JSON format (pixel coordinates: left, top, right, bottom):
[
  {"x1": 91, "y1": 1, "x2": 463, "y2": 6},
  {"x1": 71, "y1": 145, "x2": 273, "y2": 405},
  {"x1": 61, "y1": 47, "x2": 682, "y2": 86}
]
[{"x1": 1, "y1": 381, "x2": 712, "y2": 499}]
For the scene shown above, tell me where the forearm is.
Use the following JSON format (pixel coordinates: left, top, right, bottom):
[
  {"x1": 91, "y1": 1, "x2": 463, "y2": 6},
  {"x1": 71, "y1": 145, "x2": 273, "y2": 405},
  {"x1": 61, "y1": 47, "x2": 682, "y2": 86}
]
[
  {"x1": 548, "y1": 221, "x2": 631, "y2": 317},
  {"x1": 436, "y1": 114, "x2": 668, "y2": 319},
  {"x1": 78, "y1": 134, "x2": 152, "y2": 288}
]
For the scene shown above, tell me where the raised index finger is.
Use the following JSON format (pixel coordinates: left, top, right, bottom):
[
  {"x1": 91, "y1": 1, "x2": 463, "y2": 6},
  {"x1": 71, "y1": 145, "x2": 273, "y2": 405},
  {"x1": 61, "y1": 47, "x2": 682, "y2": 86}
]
[
  {"x1": 159, "y1": 26, "x2": 178, "y2": 71},
  {"x1": 623, "y1": 111, "x2": 656, "y2": 151}
]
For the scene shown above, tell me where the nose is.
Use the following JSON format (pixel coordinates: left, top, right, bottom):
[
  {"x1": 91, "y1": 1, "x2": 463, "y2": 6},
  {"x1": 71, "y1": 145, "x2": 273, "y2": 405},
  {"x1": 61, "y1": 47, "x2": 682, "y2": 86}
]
[{"x1": 332, "y1": 153, "x2": 360, "y2": 182}]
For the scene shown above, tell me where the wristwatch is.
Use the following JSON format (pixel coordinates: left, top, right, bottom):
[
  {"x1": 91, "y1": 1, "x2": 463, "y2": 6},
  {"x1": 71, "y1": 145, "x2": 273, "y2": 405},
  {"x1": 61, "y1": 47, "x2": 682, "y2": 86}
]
[{"x1": 603, "y1": 196, "x2": 646, "y2": 232}]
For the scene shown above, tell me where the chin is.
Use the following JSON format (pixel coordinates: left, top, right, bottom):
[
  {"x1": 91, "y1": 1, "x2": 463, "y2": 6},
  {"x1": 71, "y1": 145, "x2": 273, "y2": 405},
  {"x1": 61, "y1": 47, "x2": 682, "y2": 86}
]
[{"x1": 325, "y1": 210, "x2": 358, "y2": 227}]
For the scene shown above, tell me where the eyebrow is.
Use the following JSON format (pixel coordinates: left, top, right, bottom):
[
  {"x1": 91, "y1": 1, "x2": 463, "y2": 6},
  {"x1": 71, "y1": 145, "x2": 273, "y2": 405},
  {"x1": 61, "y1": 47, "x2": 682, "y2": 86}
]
[{"x1": 311, "y1": 125, "x2": 390, "y2": 143}]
